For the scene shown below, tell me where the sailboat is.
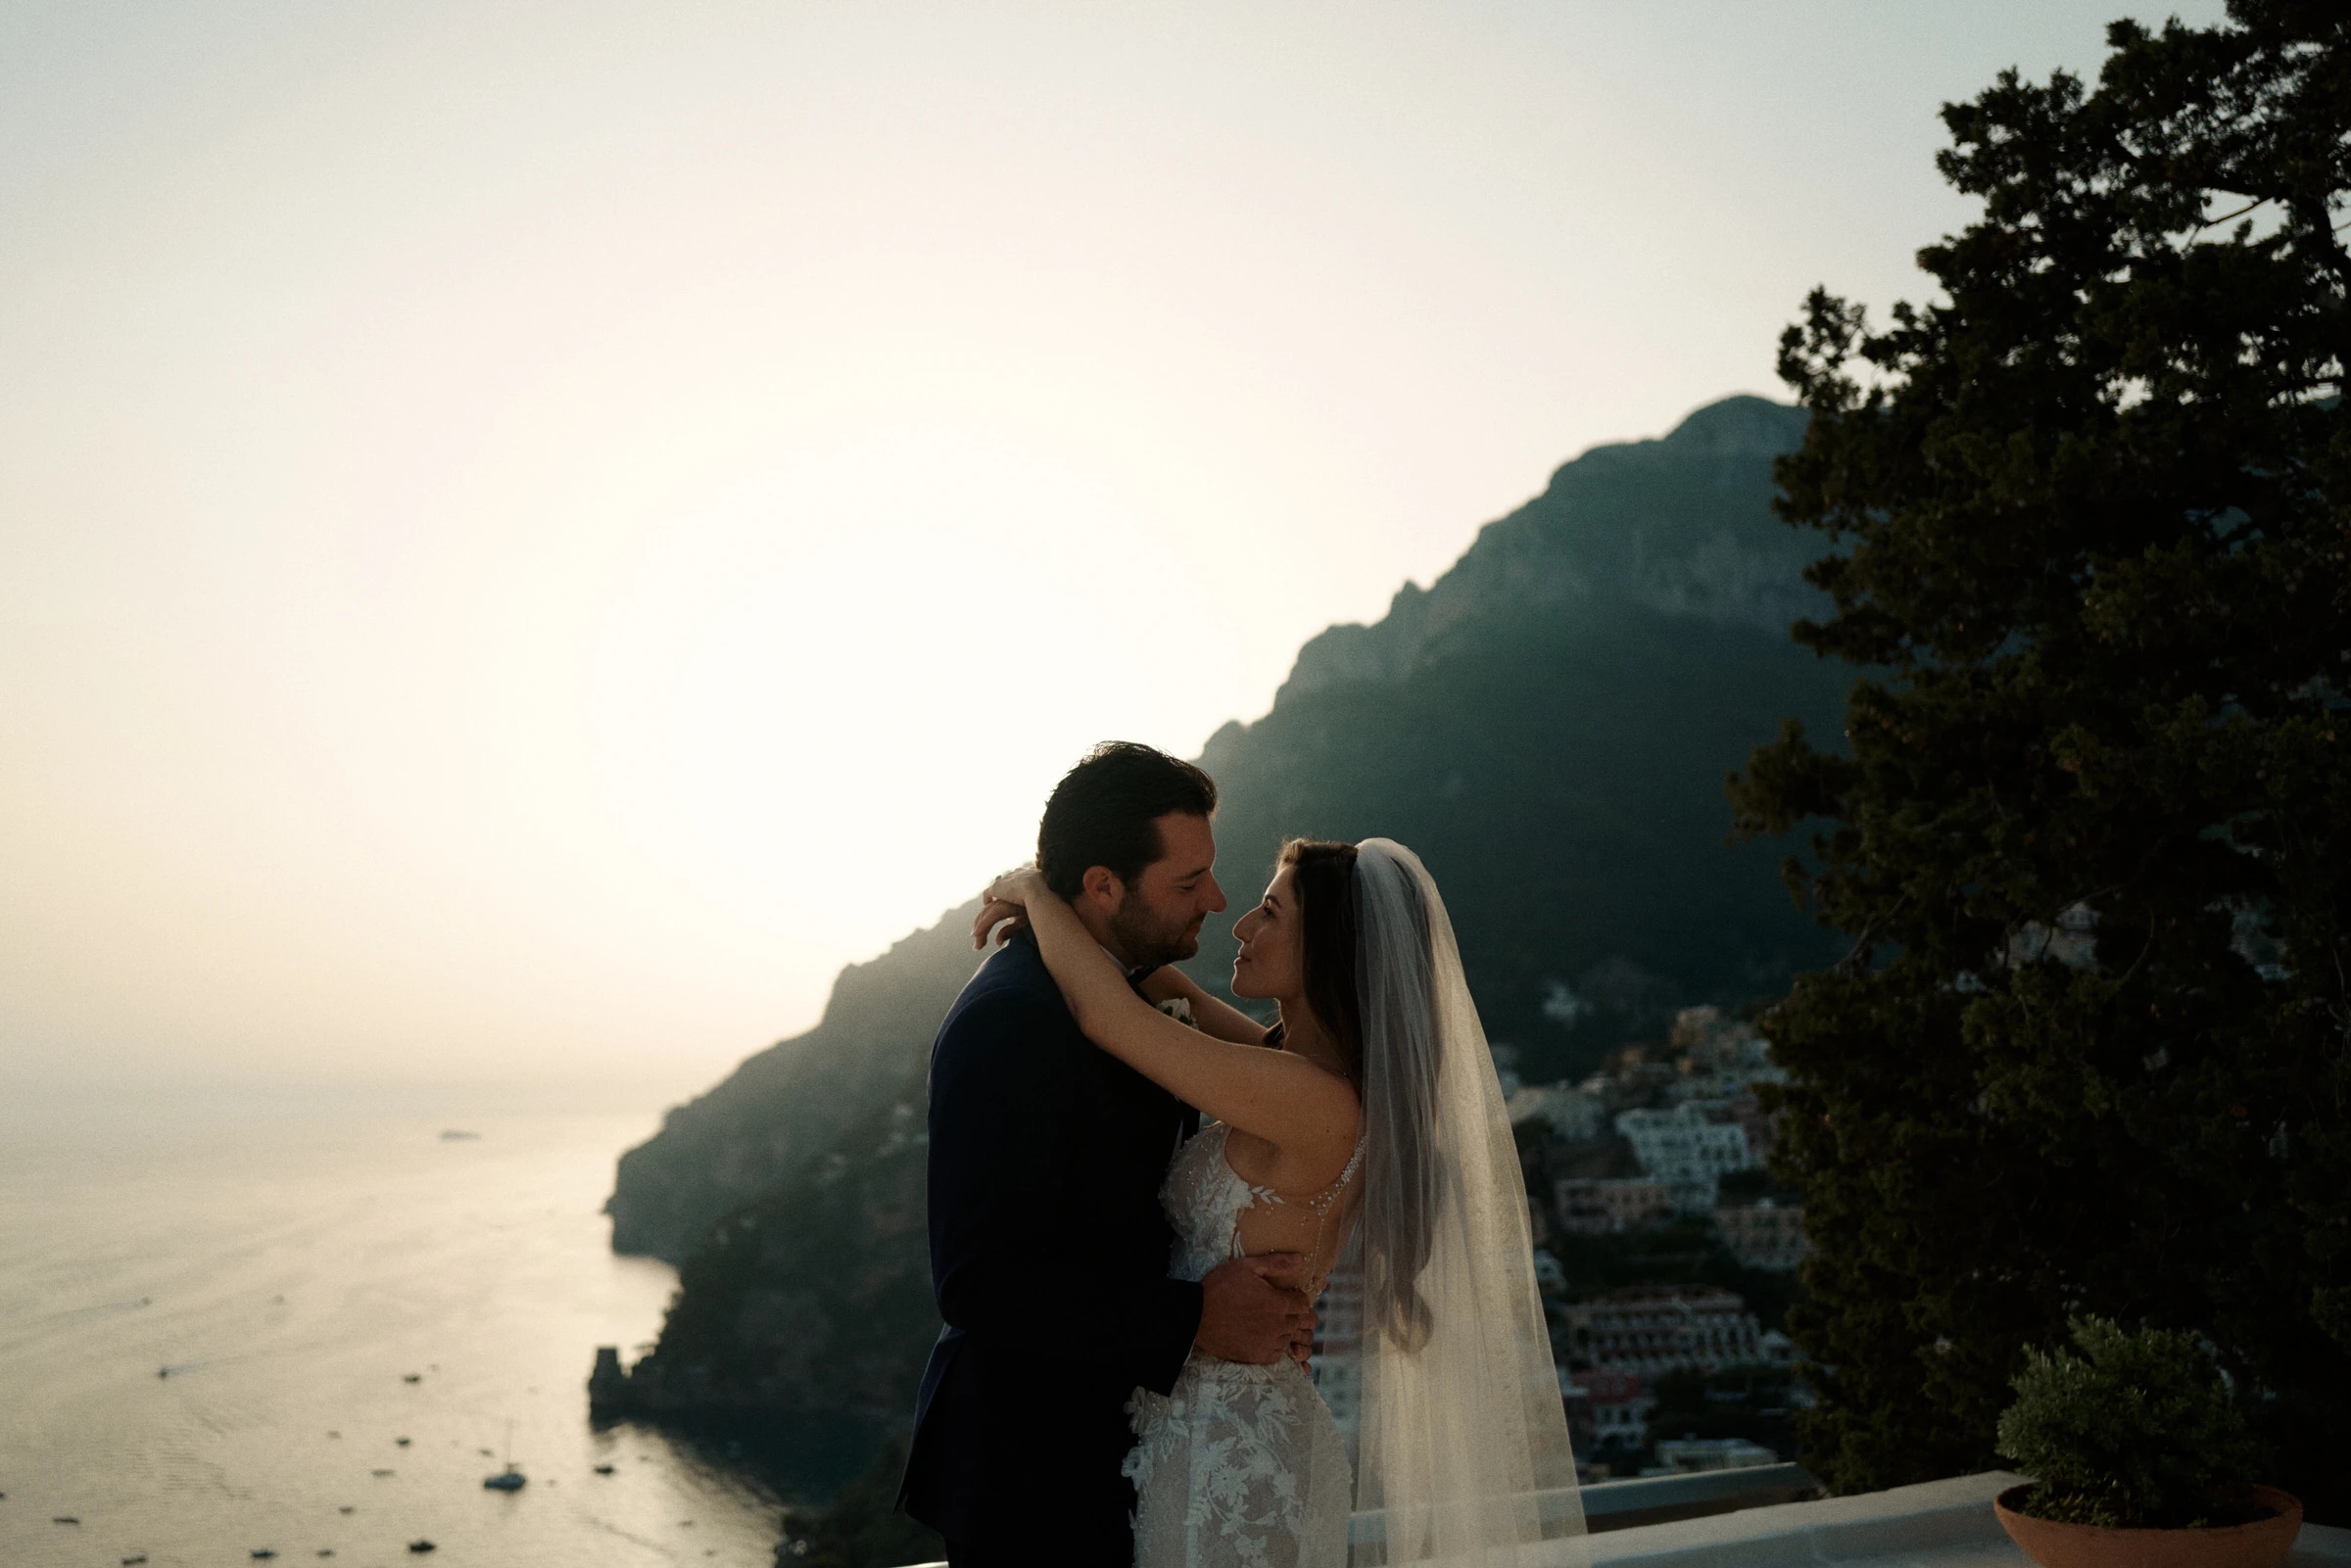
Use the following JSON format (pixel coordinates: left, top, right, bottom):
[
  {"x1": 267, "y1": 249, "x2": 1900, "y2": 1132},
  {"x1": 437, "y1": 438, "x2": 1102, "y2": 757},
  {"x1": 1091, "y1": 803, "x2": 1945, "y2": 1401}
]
[{"x1": 482, "y1": 1421, "x2": 526, "y2": 1491}]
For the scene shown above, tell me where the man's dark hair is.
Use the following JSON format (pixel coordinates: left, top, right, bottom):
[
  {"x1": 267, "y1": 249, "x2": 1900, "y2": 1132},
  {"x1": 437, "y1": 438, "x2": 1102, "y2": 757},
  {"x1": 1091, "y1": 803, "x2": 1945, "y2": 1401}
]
[{"x1": 1036, "y1": 742, "x2": 1218, "y2": 898}]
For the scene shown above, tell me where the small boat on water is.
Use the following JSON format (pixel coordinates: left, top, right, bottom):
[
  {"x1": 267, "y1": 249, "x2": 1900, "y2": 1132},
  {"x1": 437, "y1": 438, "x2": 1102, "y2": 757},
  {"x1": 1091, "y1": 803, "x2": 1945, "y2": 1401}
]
[
  {"x1": 482, "y1": 1419, "x2": 525, "y2": 1491},
  {"x1": 408, "y1": 1541, "x2": 436, "y2": 1553}
]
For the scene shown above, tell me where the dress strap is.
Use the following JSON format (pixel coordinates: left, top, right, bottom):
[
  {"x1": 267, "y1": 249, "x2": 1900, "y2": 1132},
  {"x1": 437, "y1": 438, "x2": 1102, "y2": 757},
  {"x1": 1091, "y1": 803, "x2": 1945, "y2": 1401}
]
[
  {"x1": 1253, "y1": 1132, "x2": 1366, "y2": 1221},
  {"x1": 1297, "y1": 1135, "x2": 1366, "y2": 1214}
]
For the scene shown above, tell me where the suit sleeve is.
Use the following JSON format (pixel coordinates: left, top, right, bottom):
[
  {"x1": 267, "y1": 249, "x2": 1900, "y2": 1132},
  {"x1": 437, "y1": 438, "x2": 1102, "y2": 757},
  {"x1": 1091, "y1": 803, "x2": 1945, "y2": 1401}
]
[{"x1": 928, "y1": 988, "x2": 1203, "y2": 1394}]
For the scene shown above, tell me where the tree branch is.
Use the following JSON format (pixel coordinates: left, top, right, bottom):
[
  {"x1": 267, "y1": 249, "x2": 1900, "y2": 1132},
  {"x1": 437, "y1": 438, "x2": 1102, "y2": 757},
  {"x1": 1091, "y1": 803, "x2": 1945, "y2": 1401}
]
[
  {"x1": 2197, "y1": 196, "x2": 2268, "y2": 230},
  {"x1": 2289, "y1": 193, "x2": 2351, "y2": 296},
  {"x1": 1835, "y1": 891, "x2": 1912, "y2": 975}
]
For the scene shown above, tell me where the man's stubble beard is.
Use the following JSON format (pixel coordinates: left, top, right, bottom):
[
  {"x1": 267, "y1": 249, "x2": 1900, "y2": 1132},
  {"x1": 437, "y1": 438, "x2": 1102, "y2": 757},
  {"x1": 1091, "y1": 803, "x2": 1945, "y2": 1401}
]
[{"x1": 1109, "y1": 897, "x2": 1200, "y2": 972}]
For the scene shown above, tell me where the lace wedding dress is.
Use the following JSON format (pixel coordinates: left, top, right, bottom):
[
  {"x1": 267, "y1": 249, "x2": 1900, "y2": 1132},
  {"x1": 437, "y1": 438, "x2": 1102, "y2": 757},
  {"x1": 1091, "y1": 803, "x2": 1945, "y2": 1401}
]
[
  {"x1": 1123, "y1": 1119, "x2": 1361, "y2": 1568},
  {"x1": 1121, "y1": 839, "x2": 1585, "y2": 1568}
]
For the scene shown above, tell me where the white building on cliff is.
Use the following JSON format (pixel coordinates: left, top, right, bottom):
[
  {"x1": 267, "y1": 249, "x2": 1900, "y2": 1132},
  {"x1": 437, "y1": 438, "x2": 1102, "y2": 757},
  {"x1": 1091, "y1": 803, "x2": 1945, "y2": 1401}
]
[{"x1": 1615, "y1": 1102, "x2": 1752, "y2": 1212}]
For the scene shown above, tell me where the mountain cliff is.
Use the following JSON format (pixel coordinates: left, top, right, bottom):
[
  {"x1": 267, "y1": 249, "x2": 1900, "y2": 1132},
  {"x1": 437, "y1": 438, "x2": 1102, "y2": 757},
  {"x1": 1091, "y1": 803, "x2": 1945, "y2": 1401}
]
[
  {"x1": 1187, "y1": 395, "x2": 1844, "y2": 1075},
  {"x1": 1274, "y1": 395, "x2": 1827, "y2": 705},
  {"x1": 597, "y1": 394, "x2": 1847, "y2": 1435},
  {"x1": 606, "y1": 906, "x2": 984, "y2": 1263}
]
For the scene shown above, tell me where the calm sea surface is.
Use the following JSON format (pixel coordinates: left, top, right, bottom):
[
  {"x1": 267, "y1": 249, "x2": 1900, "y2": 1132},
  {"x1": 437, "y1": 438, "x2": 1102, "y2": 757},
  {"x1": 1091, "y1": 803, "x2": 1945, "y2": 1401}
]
[{"x1": 0, "y1": 1099, "x2": 820, "y2": 1568}]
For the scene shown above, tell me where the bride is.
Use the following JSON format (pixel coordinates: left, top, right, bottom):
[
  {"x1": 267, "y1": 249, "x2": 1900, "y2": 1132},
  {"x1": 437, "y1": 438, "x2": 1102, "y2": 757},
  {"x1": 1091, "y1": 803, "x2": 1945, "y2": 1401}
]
[{"x1": 977, "y1": 837, "x2": 1584, "y2": 1568}]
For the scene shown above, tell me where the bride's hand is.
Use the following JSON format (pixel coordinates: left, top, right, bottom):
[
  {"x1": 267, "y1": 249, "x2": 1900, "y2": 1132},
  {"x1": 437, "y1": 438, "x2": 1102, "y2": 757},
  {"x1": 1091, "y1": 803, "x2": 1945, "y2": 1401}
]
[{"x1": 972, "y1": 865, "x2": 1052, "y2": 950}]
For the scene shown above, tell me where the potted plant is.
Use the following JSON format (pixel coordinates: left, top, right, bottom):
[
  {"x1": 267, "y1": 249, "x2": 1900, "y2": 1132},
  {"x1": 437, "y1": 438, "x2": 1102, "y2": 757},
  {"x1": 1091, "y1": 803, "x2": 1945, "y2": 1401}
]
[{"x1": 1992, "y1": 1315, "x2": 2300, "y2": 1568}]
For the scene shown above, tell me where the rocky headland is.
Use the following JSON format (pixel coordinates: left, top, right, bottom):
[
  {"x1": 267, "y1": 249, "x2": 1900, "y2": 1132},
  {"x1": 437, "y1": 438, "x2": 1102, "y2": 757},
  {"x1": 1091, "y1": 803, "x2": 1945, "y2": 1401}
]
[{"x1": 594, "y1": 393, "x2": 1849, "y2": 1479}]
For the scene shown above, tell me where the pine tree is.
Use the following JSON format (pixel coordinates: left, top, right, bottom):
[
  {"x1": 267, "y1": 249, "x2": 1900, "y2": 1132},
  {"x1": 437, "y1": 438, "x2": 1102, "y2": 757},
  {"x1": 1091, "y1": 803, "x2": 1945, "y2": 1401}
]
[{"x1": 1728, "y1": 0, "x2": 2351, "y2": 1512}]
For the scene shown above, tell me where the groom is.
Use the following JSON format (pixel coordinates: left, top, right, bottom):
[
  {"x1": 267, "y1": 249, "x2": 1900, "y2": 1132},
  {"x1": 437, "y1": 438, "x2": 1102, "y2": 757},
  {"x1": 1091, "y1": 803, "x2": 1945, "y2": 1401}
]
[{"x1": 898, "y1": 742, "x2": 1317, "y2": 1566}]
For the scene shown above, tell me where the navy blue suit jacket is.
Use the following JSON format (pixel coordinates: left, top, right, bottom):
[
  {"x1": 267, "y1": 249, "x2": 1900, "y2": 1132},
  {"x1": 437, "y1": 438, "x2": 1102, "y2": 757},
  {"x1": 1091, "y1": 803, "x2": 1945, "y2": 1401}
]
[{"x1": 897, "y1": 931, "x2": 1202, "y2": 1556}]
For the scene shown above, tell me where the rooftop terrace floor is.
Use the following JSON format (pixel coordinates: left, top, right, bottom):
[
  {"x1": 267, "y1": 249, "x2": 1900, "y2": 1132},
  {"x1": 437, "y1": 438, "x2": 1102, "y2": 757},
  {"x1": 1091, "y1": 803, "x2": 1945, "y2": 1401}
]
[
  {"x1": 900, "y1": 1470, "x2": 2351, "y2": 1568},
  {"x1": 1592, "y1": 1471, "x2": 2348, "y2": 1568}
]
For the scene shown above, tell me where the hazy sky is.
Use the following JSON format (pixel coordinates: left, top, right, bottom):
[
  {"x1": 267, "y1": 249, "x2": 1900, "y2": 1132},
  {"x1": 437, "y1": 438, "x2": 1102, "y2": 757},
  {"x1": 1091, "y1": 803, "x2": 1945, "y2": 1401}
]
[{"x1": 2, "y1": 0, "x2": 2225, "y2": 1104}]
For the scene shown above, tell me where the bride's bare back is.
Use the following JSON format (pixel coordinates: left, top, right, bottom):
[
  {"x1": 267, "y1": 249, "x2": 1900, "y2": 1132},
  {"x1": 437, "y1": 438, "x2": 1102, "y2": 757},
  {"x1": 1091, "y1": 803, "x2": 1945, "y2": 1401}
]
[{"x1": 1220, "y1": 1055, "x2": 1363, "y2": 1299}]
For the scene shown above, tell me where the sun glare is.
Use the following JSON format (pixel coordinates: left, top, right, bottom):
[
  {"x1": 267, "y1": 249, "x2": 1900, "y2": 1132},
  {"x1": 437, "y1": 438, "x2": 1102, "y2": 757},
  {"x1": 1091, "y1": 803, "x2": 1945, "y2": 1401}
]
[{"x1": 584, "y1": 423, "x2": 1224, "y2": 953}]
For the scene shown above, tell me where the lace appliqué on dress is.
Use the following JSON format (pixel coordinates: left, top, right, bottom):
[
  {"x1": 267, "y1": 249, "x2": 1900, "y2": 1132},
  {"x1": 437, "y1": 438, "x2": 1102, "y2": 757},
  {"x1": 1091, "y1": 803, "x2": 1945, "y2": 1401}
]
[{"x1": 1123, "y1": 1123, "x2": 1352, "y2": 1568}]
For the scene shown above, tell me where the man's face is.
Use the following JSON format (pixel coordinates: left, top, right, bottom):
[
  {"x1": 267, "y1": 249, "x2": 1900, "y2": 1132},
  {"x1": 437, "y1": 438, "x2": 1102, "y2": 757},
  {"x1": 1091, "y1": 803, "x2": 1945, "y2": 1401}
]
[{"x1": 1109, "y1": 811, "x2": 1226, "y2": 969}]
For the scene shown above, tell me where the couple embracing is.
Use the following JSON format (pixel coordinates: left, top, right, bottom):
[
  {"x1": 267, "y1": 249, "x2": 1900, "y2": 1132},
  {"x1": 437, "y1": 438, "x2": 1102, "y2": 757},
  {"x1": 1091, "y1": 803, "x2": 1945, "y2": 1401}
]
[{"x1": 898, "y1": 742, "x2": 1584, "y2": 1567}]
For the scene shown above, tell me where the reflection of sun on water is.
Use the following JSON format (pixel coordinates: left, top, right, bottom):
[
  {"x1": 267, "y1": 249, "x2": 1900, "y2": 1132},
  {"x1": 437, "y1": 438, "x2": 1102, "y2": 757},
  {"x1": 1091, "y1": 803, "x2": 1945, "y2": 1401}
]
[{"x1": 0, "y1": 1104, "x2": 810, "y2": 1567}]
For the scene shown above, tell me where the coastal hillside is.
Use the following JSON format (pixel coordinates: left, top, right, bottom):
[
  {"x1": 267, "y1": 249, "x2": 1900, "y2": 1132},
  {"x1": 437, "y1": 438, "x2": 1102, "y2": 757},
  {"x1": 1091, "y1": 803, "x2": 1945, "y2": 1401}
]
[
  {"x1": 599, "y1": 395, "x2": 1850, "y2": 1426},
  {"x1": 606, "y1": 908, "x2": 984, "y2": 1263},
  {"x1": 1189, "y1": 395, "x2": 1846, "y2": 1080}
]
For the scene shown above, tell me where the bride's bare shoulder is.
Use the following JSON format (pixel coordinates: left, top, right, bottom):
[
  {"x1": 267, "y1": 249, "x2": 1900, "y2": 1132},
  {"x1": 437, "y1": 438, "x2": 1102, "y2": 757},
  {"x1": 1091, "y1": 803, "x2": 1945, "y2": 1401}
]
[{"x1": 1226, "y1": 1074, "x2": 1361, "y2": 1192}]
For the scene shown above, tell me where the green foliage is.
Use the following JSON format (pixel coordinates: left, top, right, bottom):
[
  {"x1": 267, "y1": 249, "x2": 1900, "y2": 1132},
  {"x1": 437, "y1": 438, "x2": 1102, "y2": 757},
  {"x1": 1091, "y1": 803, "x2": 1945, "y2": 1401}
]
[
  {"x1": 648, "y1": 1089, "x2": 938, "y2": 1416},
  {"x1": 778, "y1": 1430, "x2": 944, "y2": 1568},
  {"x1": 1996, "y1": 1316, "x2": 2268, "y2": 1529},
  {"x1": 608, "y1": 909, "x2": 988, "y2": 1264},
  {"x1": 1729, "y1": 1, "x2": 2351, "y2": 1515},
  {"x1": 1648, "y1": 1364, "x2": 1806, "y2": 1461}
]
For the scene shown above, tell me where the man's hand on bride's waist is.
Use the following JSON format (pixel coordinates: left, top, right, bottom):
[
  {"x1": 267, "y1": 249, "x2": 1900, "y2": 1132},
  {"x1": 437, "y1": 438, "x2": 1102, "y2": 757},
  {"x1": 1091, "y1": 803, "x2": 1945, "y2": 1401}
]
[{"x1": 1194, "y1": 1253, "x2": 1317, "y2": 1367}]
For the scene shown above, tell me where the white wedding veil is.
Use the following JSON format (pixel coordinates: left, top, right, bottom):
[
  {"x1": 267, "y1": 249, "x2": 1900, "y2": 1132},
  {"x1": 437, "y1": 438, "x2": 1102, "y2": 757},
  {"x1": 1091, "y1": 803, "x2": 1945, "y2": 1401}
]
[{"x1": 1347, "y1": 838, "x2": 1587, "y2": 1566}]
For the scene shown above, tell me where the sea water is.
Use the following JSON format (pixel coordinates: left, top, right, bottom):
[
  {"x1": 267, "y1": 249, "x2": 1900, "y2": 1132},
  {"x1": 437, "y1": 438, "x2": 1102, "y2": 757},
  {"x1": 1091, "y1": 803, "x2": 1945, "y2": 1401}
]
[{"x1": 0, "y1": 1095, "x2": 816, "y2": 1568}]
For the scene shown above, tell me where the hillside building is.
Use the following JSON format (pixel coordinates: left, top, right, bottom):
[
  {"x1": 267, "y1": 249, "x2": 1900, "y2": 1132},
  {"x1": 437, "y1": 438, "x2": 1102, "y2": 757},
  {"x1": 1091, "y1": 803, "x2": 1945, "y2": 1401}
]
[
  {"x1": 1615, "y1": 1103, "x2": 1753, "y2": 1212},
  {"x1": 1564, "y1": 1364, "x2": 1655, "y2": 1454},
  {"x1": 1666, "y1": 1008, "x2": 1791, "y2": 1138},
  {"x1": 1670, "y1": 1005, "x2": 1772, "y2": 1069},
  {"x1": 1532, "y1": 1248, "x2": 1568, "y2": 1295},
  {"x1": 1554, "y1": 1176, "x2": 1674, "y2": 1235},
  {"x1": 1652, "y1": 1437, "x2": 1781, "y2": 1475},
  {"x1": 1559, "y1": 1286, "x2": 1781, "y2": 1377},
  {"x1": 1310, "y1": 1262, "x2": 1363, "y2": 1448},
  {"x1": 1490, "y1": 1042, "x2": 1524, "y2": 1099},
  {"x1": 1582, "y1": 1043, "x2": 1678, "y2": 1110},
  {"x1": 1508, "y1": 1081, "x2": 1607, "y2": 1142},
  {"x1": 1714, "y1": 1197, "x2": 1809, "y2": 1272}
]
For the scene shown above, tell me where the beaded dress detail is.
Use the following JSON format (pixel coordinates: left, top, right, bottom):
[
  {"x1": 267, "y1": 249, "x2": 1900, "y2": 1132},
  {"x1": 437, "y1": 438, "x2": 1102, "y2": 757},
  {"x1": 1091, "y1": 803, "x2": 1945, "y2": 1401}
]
[{"x1": 1123, "y1": 1120, "x2": 1364, "y2": 1568}]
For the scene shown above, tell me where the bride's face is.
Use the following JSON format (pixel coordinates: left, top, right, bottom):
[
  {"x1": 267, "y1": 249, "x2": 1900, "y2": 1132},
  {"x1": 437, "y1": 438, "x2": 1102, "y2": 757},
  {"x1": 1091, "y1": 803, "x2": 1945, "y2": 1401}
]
[{"x1": 1229, "y1": 867, "x2": 1305, "y2": 1003}]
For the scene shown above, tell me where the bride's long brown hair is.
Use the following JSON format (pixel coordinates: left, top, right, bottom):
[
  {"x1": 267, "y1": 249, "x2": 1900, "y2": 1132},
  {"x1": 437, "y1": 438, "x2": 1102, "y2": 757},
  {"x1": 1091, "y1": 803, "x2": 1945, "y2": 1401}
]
[{"x1": 1279, "y1": 838, "x2": 1363, "y2": 1077}]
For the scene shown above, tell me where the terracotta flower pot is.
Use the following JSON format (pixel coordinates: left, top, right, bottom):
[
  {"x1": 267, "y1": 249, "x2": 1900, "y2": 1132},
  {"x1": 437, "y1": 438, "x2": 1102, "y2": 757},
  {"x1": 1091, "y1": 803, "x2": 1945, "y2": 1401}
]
[{"x1": 1993, "y1": 1483, "x2": 2302, "y2": 1568}]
